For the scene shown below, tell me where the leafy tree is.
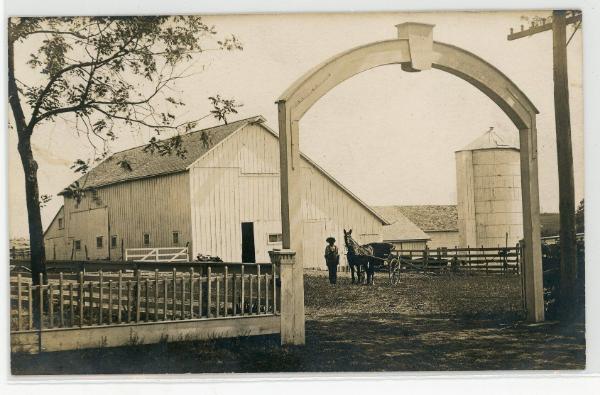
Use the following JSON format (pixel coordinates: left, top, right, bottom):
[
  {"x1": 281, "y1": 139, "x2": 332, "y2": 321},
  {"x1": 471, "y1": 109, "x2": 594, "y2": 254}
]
[{"x1": 8, "y1": 16, "x2": 242, "y2": 287}]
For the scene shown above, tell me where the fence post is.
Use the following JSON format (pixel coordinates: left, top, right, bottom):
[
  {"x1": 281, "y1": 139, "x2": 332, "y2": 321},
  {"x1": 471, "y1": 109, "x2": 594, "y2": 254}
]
[
  {"x1": 232, "y1": 271, "x2": 238, "y2": 316},
  {"x1": 482, "y1": 245, "x2": 488, "y2": 275},
  {"x1": 467, "y1": 245, "x2": 472, "y2": 275},
  {"x1": 127, "y1": 280, "x2": 132, "y2": 323},
  {"x1": 99, "y1": 270, "x2": 104, "y2": 325},
  {"x1": 207, "y1": 266, "x2": 212, "y2": 318},
  {"x1": 59, "y1": 273, "x2": 64, "y2": 327},
  {"x1": 118, "y1": 271, "x2": 123, "y2": 324},
  {"x1": 136, "y1": 270, "x2": 141, "y2": 322},
  {"x1": 108, "y1": 280, "x2": 113, "y2": 325},
  {"x1": 172, "y1": 268, "x2": 177, "y2": 320},
  {"x1": 17, "y1": 274, "x2": 22, "y2": 331},
  {"x1": 224, "y1": 266, "x2": 229, "y2": 317},
  {"x1": 163, "y1": 276, "x2": 168, "y2": 321},
  {"x1": 28, "y1": 284, "x2": 33, "y2": 330},
  {"x1": 240, "y1": 265, "x2": 245, "y2": 316},
  {"x1": 272, "y1": 264, "x2": 277, "y2": 314},
  {"x1": 216, "y1": 270, "x2": 220, "y2": 318},
  {"x1": 48, "y1": 283, "x2": 54, "y2": 329},
  {"x1": 155, "y1": 269, "x2": 160, "y2": 321},
  {"x1": 269, "y1": 249, "x2": 297, "y2": 345},
  {"x1": 257, "y1": 264, "x2": 261, "y2": 315},
  {"x1": 189, "y1": 268, "x2": 194, "y2": 319},
  {"x1": 180, "y1": 275, "x2": 185, "y2": 319},
  {"x1": 265, "y1": 270, "x2": 269, "y2": 314},
  {"x1": 197, "y1": 268, "x2": 203, "y2": 318},
  {"x1": 515, "y1": 243, "x2": 521, "y2": 274},
  {"x1": 79, "y1": 271, "x2": 84, "y2": 327},
  {"x1": 69, "y1": 283, "x2": 74, "y2": 327},
  {"x1": 38, "y1": 273, "x2": 44, "y2": 331}
]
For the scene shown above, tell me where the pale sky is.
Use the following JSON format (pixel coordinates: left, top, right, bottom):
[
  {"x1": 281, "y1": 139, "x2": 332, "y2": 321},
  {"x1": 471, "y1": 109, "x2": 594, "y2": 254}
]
[{"x1": 8, "y1": 11, "x2": 584, "y2": 238}]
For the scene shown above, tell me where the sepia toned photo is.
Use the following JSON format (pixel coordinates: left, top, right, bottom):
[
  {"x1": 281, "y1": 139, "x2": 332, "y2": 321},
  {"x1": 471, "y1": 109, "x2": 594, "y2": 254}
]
[{"x1": 7, "y1": 10, "x2": 585, "y2": 374}]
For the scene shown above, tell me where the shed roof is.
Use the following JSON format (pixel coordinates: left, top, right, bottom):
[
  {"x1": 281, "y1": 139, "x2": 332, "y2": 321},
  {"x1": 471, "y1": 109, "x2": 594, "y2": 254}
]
[
  {"x1": 372, "y1": 206, "x2": 430, "y2": 242},
  {"x1": 456, "y1": 126, "x2": 520, "y2": 152},
  {"x1": 392, "y1": 205, "x2": 458, "y2": 232}
]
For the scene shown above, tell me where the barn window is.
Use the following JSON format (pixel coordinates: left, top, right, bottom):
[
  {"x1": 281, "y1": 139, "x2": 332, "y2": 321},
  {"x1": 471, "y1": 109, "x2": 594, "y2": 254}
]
[
  {"x1": 172, "y1": 231, "x2": 180, "y2": 245},
  {"x1": 143, "y1": 233, "x2": 150, "y2": 246},
  {"x1": 58, "y1": 218, "x2": 64, "y2": 229},
  {"x1": 111, "y1": 235, "x2": 118, "y2": 249},
  {"x1": 96, "y1": 236, "x2": 103, "y2": 249},
  {"x1": 74, "y1": 240, "x2": 81, "y2": 250},
  {"x1": 268, "y1": 233, "x2": 283, "y2": 244}
]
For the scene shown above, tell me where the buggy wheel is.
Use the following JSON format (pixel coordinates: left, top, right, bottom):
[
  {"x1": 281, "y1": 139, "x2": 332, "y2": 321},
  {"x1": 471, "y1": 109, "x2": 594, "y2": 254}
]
[{"x1": 388, "y1": 258, "x2": 401, "y2": 285}]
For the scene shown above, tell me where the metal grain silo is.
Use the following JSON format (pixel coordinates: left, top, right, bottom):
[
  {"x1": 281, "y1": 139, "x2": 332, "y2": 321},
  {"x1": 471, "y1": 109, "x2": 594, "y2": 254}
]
[{"x1": 455, "y1": 127, "x2": 523, "y2": 248}]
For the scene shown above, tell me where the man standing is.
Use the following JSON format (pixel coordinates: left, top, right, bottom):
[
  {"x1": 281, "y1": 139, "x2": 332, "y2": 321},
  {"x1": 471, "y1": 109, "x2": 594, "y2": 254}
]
[{"x1": 324, "y1": 237, "x2": 340, "y2": 284}]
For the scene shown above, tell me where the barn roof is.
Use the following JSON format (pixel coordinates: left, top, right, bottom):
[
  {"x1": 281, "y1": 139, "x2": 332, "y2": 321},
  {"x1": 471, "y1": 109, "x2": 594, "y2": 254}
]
[
  {"x1": 392, "y1": 205, "x2": 459, "y2": 232},
  {"x1": 68, "y1": 115, "x2": 388, "y2": 225},
  {"x1": 69, "y1": 116, "x2": 264, "y2": 190},
  {"x1": 456, "y1": 126, "x2": 520, "y2": 152},
  {"x1": 372, "y1": 206, "x2": 430, "y2": 242}
]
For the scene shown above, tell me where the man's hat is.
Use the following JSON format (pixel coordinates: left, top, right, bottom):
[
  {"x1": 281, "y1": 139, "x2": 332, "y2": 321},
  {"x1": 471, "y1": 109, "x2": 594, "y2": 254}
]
[{"x1": 326, "y1": 237, "x2": 336, "y2": 243}]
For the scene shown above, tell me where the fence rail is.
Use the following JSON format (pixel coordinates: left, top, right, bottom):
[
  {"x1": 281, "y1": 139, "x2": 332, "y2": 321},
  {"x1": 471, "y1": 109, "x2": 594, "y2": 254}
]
[
  {"x1": 10, "y1": 247, "x2": 30, "y2": 260},
  {"x1": 392, "y1": 245, "x2": 522, "y2": 274},
  {"x1": 10, "y1": 263, "x2": 279, "y2": 334}
]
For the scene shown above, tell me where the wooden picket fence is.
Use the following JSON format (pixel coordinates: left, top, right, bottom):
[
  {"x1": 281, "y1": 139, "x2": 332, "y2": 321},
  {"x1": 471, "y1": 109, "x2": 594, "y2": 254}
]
[
  {"x1": 10, "y1": 263, "x2": 280, "y2": 353},
  {"x1": 392, "y1": 245, "x2": 522, "y2": 274}
]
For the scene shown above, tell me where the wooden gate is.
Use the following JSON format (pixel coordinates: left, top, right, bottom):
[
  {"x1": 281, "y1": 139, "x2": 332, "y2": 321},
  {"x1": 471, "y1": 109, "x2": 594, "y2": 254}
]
[{"x1": 125, "y1": 247, "x2": 189, "y2": 262}]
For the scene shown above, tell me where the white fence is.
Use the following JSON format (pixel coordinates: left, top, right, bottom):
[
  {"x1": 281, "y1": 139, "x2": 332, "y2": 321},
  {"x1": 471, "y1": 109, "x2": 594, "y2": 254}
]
[{"x1": 125, "y1": 247, "x2": 189, "y2": 262}]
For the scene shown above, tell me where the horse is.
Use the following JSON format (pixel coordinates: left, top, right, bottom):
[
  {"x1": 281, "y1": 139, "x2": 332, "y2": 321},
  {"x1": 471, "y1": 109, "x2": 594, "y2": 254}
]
[{"x1": 343, "y1": 229, "x2": 376, "y2": 285}]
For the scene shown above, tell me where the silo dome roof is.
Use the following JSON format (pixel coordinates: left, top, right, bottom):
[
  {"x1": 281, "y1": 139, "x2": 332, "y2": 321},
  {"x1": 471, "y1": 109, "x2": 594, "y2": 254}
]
[{"x1": 456, "y1": 126, "x2": 520, "y2": 152}]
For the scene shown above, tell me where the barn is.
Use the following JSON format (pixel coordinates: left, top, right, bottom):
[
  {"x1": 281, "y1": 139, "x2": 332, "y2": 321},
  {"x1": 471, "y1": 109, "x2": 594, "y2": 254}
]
[
  {"x1": 372, "y1": 206, "x2": 430, "y2": 250},
  {"x1": 43, "y1": 115, "x2": 387, "y2": 268},
  {"x1": 373, "y1": 205, "x2": 459, "y2": 249}
]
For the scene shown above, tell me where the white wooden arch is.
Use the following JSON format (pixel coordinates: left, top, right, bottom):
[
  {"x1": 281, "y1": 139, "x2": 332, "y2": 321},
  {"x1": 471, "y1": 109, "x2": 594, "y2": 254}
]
[{"x1": 273, "y1": 23, "x2": 543, "y2": 345}]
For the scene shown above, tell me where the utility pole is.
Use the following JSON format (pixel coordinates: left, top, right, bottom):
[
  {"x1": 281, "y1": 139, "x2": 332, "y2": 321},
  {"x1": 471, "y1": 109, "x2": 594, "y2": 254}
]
[{"x1": 508, "y1": 10, "x2": 581, "y2": 321}]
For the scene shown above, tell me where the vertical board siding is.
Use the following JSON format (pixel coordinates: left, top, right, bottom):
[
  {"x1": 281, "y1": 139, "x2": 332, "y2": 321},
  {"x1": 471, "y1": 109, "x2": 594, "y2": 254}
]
[
  {"x1": 52, "y1": 172, "x2": 192, "y2": 260},
  {"x1": 44, "y1": 206, "x2": 68, "y2": 260},
  {"x1": 425, "y1": 231, "x2": 460, "y2": 249},
  {"x1": 47, "y1": 122, "x2": 383, "y2": 267},
  {"x1": 190, "y1": 124, "x2": 383, "y2": 268}
]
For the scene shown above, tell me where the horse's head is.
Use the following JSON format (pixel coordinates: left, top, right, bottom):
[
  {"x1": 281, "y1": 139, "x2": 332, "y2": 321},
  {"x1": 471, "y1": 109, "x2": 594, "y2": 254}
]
[{"x1": 343, "y1": 229, "x2": 354, "y2": 253}]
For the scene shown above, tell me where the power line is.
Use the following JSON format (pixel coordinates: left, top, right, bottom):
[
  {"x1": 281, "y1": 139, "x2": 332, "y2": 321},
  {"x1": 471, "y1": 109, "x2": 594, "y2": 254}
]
[{"x1": 507, "y1": 11, "x2": 581, "y2": 41}]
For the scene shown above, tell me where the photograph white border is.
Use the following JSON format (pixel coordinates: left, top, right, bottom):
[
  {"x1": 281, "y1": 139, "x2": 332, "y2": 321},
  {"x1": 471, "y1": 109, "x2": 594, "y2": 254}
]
[{"x1": 1, "y1": 0, "x2": 598, "y2": 392}]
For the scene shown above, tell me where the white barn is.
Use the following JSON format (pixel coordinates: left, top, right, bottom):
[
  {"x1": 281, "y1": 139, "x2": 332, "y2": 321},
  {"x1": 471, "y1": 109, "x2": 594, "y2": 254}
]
[{"x1": 44, "y1": 116, "x2": 387, "y2": 268}]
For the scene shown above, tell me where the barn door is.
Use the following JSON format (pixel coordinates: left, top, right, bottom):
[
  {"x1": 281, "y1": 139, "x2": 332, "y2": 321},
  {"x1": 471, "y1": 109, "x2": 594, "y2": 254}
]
[{"x1": 241, "y1": 222, "x2": 256, "y2": 263}]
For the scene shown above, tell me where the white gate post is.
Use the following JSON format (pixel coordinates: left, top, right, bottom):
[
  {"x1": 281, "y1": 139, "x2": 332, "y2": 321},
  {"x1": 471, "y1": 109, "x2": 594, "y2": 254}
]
[
  {"x1": 269, "y1": 249, "x2": 298, "y2": 345},
  {"x1": 275, "y1": 100, "x2": 305, "y2": 345},
  {"x1": 519, "y1": 121, "x2": 545, "y2": 322}
]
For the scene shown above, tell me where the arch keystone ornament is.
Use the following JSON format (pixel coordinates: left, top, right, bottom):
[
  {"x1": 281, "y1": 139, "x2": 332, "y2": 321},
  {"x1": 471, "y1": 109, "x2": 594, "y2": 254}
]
[{"x1": 272, "y1": 23, "x2": 544, "y2": 346}]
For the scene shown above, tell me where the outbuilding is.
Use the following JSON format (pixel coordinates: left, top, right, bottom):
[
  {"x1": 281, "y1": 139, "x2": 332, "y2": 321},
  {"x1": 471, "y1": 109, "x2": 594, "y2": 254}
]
[{"x1": 44, "y1": 116, "x2": 387, "y2": 268}]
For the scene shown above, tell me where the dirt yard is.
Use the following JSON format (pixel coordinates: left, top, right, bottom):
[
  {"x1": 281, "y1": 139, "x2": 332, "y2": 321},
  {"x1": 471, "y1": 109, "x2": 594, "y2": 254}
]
[{"x1": 11, "y1": 270, "x2": 585, "y2": 374}]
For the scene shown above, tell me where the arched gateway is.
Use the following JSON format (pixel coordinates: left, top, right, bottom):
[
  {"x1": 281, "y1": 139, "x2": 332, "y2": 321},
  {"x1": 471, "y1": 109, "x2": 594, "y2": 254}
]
[{"x1": 270, "y1": 23, "x2": 544, "y2": 345}]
